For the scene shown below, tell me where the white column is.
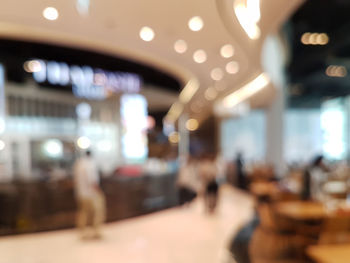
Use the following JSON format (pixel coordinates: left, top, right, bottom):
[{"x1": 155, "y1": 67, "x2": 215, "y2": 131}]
[
  {"x1": 178, "y1": 113, "x2": 189, "y2": 163},
  {"x1": 0, "y1": 64, "x2": 4, "y2": 134},
  {"x1": 265, "y1": 87, "x2": 285, "y2": 177},
  {"x1": 0, "y1": 64, "x2": 11, "y2": 181},
  {"x1": 262, "y1": 35, "x2": 287, "y2": 177}
]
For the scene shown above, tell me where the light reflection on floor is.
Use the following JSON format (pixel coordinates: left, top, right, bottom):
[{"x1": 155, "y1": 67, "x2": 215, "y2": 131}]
[{"x1": 0, "y1": 184, "x2": 253, "y2": 263}]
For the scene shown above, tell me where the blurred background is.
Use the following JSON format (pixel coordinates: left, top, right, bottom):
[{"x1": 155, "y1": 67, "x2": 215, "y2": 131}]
[{"x1": 0, "y1": 0, "x2": 350, "y2": 262}]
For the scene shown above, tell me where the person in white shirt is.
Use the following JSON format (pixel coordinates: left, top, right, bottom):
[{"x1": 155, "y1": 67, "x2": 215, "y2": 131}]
[{"x1": 73, "y1": 150, "x2": 106, "y2": 239}]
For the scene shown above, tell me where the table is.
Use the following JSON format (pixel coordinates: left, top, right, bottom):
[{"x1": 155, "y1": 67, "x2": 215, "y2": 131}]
[
  {"x1": 275, "y1": 201, "x2": 327, "y2": 221},
  {"x1": 250, "y1": 181, "x2": 280, "y2": 196},
  {"x1": 307, "y1": 244, "x2": 350, "y2": 263}
]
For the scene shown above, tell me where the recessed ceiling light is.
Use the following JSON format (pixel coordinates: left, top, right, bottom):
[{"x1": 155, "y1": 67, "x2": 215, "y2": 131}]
[
  {"x1": 186, "y1": 119, "x2": 199, "y2": 131},
  {"x1": 326, "y1": 65, "x2": 347, "y2": 77},
  {"x1": 140, "y1": 27, "x2": 155, "y2": 42},
  {"x1": 301, "y1": 32, "x2": 329, "y2": 45},
  {"x1": 317, "y1": 33, "x2": 329, "y2": 45},
  {"x1": 235, "y1": 2, "x2": 260, "y2": 39},
  {"x1": 193, "y1": 50, "x2": 207, "y2": 63},
  {"x1": 309, "y1": 33, "x2": 318, "y2": 45},
  {"x1": 220, "y1": 44, "x2": 234, "y2": 58},
  {"x1": 205, "y1": 87, "x2": 218, "y2": 101},
  {"x1": 43, "y1": 7, "x2": 59, "y2": 21},
  {"x1": 301, "y1": 33, "x2": 310, "y2": 45},
  {"x1": 188, "y1": 16, "x2": 204, "y2": 32},
  {"x1": 23, "y1": 60, "x2": 42, "y2": 73},
  {"x1": 174, "y1": 40, "x2": 187, "y2": 54},
  {"x1": 168, "y1": 131, "x2": 180, "y2": 144},
  {"x1": 211, "y1": 68, "x2": 224, "y2": 81},
  {"x1": 226, "y1": 61, "x2": 239, "y2": 74},
  {"x1": 223, "y1": 73, "x2": 270, "y2": 108}
]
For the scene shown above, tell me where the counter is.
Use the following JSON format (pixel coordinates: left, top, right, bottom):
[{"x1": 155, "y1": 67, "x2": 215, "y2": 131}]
[{"x1": 0, "y1": 173, "x2": 178, "y2": 235}]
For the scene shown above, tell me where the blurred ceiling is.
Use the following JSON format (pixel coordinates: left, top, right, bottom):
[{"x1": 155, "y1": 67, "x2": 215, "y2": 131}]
[
  {"x1": 0, "y1": 0, "x2": 302, "y2": 119},
  {"x1": 288, "y1": 0, "x2": 350, "y2": 108}
]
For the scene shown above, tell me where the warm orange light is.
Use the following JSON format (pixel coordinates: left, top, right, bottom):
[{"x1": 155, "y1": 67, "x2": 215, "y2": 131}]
[{"x1": 186, "y1": 119, "x2": 199, "y2": 131}]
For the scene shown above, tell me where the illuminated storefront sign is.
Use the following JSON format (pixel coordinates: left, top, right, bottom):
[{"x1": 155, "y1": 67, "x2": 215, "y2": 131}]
[
  {"x1": 32, "y1": 59, "x2": 141, "y2": 100},
  {"x1": 121, "y1": 94, "x2": 148, "y2": 162},
  {"x1": 0, "y1": 64, "x2": 5, "y2": 134}
]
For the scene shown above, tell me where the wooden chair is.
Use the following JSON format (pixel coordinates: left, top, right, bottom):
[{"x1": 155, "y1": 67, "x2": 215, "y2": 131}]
[
  {"x1": 249, "y1": 202, "x2": 315, "y2": 263},
  {"x1": 318, "y1": 215, "x2": 350, "y2": 244}
]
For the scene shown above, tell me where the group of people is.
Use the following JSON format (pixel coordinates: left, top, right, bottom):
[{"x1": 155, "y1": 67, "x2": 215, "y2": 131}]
[
  {"x1": 72, "y1": 150, "x2": 242, "y2": 238},
  {"x1": 176, "y1": 154, "x2": 224, "y2": 213}
]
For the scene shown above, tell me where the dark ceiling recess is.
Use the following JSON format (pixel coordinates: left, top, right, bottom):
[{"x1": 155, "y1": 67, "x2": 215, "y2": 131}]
[
  {"x1": 286, "y1": 0, "x2": 350, "y2": 108},
  {"x1": 0, "y1": 38, "x2": 182, "y2": 92}
]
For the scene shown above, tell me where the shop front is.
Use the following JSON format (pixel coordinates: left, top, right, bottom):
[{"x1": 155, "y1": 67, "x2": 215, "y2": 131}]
[{"x1": 0, "y1": 40, "x2": 180, "y2": 235}]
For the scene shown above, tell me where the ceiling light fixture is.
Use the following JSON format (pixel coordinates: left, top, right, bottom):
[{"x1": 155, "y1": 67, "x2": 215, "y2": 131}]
[
  {"x1": 43, "y1": 7, "x2": 59, "y2": 20},
  {"x1": 223, "y1": 72, "x2": 270, "y2": 108},
  {"x1": 188, "y1": 16, "x2": 204, "y2": 31},
  {"x1": 174, "y1": 40, "x2": 188, "y2": 54},
  {"x1": 179, "y1": 78, "x2": 200, "y2": 104},
  {"x1": 317, "y1": 33, "x2": 329, "y2": 45},
  {"x1": 23, "y1": 60, "x2": 42, "y2": 73},
  {"x1": 226, "y1": 61, "x2": 240, "y2": 74},
  {"x1": 211, "y1": 68, "x2": 224, "y2": 81},
  {"x1": 247, "y1": 0, "x2": 261, "y2": 22},
  {"x1": 166, "y1": 102, "x2": 184, "y2": 123},
  {"x1": 220, "y1": 44, "x2": 235, "y2": 58},
  {"x1": 186, "y1": 119, "x2": 199, "y2": 131},
  {"x1": 234, "y1": 0, "x2": 261, "y2": 40},
  {"x1": 205, "y1": 87, "x2": 218, "y2": 101},
  {"x1": 168, "y1": 131, "x2": 180, "y2": 144},
  {"x1": 165, "y1": 78, "x2": 200, "y2": 123},
  {"x1": 326, "y1": 65, "x2": 347, "y2": 77},
  {"x1": 301, "y1": 32, "x2": 329, "y2": 45},
  {"x1": 193, "y1": 49, "x2": 207, "y2": 63},
  {"x1": 301, "y1": 33, "x2": 311, "y2": 45},
  {"x1": 140, "y1": 27, "x2": 155, "y2": 42}
]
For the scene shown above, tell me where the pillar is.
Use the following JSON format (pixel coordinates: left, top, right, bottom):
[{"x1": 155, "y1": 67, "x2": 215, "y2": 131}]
[{"x1": 262, "y1": 34, "x2": 288, "y2": 177}]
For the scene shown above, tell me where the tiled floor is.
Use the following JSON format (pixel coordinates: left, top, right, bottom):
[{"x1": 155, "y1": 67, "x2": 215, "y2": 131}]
[{"x1": 0, "y1": 184, "x2": 254, "y2": 263}]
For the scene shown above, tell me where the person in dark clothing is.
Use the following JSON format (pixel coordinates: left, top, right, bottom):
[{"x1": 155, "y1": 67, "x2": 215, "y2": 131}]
[
  {"x1": 198, "y1": 154, "x2": 219, "y2": 214},
  {"x1": 236, "y1": 153, "x2": 247, "y2": 190},
  {"x1": 301, "y1": 155, "x2": 328, "y2": 201},
  {"x1": 301, "y1": 170, "x2": 311, "y2": 200}
]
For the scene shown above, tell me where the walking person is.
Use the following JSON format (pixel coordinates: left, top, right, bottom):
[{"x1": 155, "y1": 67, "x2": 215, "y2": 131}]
[
  {"x1": 235, "y1": 152, "x2": 247, "y2": 190},
  {"x1": 73, "y1": 150, "x2": 106, "y2": 239},
  {"x1": 198, "y1": 153, "x2": 219, "y2": 214}
]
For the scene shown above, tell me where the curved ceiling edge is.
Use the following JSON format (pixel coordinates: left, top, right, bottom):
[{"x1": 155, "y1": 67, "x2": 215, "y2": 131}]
[
  {"x1": 215, "y1": 0, "x2": 257, "y2": 67},
  {"x1": 0, "y1": 21, "x2": 195, "y2": 90}
]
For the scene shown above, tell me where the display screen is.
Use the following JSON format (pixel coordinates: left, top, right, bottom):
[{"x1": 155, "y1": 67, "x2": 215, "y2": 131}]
[{"x1": 121, "y1": 94, "x2": 148, "y2": 163}]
